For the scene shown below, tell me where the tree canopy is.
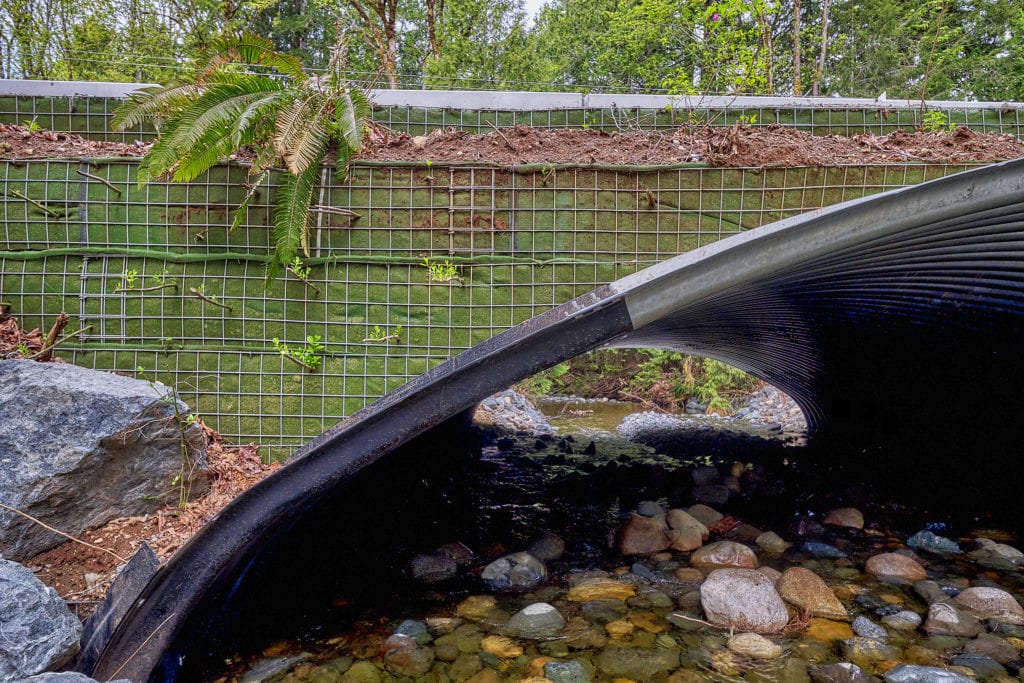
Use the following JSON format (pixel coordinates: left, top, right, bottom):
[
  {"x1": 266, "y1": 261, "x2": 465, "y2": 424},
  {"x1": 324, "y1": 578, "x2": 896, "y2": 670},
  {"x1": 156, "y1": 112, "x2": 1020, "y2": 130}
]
[{"x1": 2, "y1": 0, "x2": 1022, "y2": 101}]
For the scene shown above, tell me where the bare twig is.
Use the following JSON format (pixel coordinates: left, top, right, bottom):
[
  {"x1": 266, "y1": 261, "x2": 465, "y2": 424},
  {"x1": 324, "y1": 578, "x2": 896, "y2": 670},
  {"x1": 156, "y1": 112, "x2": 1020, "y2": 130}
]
[
  {"x1": 486, "y1": 121, "x2": 516, "y2": 151},
  {"x1": 0, "y1": 502, "x2": 127, "y2": 563},
  {"x1": 26, "y1": 325, "x2": 93, "y2": 360},
  {"x1": 189, "y1": 287, "x2": 233, "y2": 312},
  {"x1": 36, "y1": 311, "x2": 69, "y2": 362},
  {"x1": 669, "y1": 612, "x2": 727, "y2": 630},
  {"x1": 114, "y1": 283, "x2": 179, "y2": 293},
  {"x1": 617, "y1": 390, "x2": 671, "y2": 414},
  {"x1": 76, "y1": 169, "x2": 122, "y2": 195},
  {"x1": 4, "y1": 189, "x2": 59, "y2": 217}
]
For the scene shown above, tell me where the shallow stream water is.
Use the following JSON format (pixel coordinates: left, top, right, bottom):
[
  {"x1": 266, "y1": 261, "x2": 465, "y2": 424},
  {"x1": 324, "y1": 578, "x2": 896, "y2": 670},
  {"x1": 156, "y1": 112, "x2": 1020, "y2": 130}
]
[{"x1": 210, "y1": 409, "x2": 1024, "y2": 683}]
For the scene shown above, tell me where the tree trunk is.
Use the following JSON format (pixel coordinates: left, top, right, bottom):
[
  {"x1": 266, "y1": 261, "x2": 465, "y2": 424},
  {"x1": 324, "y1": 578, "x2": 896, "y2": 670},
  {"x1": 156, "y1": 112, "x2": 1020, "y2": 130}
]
[
  {"x1": 811, "y1": 0, "x2": 830, "y2": 97},
  {"x1": 792, "y1": 0, "x2": 802, "y2": 96}
]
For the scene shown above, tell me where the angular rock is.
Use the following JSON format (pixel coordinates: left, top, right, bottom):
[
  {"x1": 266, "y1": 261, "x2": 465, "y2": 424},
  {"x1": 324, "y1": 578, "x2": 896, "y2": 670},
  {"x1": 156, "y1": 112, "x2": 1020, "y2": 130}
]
[
  {"x1": 615, "y1": 513, "x2": 670, "y2": 556},
  {"x1": 0, "y1": 360, "x2": 209, "y2": 560},
  {"x1": 0, "y1": 558, "x2": 82, "y2": 679},
  {"x1": 923, "y1": 602, "x2": 983, "y2": 637},
  {"x1": 824, "y1": 507, "x2": 865, "y2": 529},
  {"x1": 884, "y1": 665, "x2": 973, "y2": 683},
  {"x1": 777, "y1": 567, "x2": 849, "y2": 621},
  {"x1": 691, "y1": 540, "x2": 758, "y2": 569},
  {"x1": 865, "y1": 553, "x2": 928, "y2": 584},
  {"x1": 913, "y1": 580, "x2": 951, "y2": 606},
  {"x1": 908, "y1": 531, "x2": 961, "y2": 556},
  {"x1": 953, "y1": 586, "x2": 1024, "y2": 624},
  {"x1": 727, "y1": 632, "x2": 783, "y2": 659},
  {"x1": 481, "y1": 552, "x2": 546, "y2": 591},
  {"x1": 700, "y1": 568, "x2": 789, "y2": 633},
  {"x1": 801, "y1": 541, "x2": 847, "y2": 558},
  {"x1": 805, "y1": 618, "x2": 855, "y2": 643},
  {"x1": 503, "y1": 602, "x2": 565, "y2": 639}
]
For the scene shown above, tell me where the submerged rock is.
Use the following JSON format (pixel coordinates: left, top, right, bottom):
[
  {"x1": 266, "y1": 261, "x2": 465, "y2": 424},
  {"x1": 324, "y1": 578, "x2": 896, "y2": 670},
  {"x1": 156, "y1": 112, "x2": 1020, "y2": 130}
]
[
  {"x1": 908, "y1": 531, "x2": 961, "y2": 556},
  {"x1": 777, "y1": 567, "x2": 849, "y2": 621},
  {"x1": 727, "y1": 632, "x2": 783, "y2": 659},
  {"x1": 953, "y1": 586, "x2": 1024, "y2": 624},
  {"x1": 700, "y1": 568, "x2": 789, "y2": 633},
  {"x1": 690, "y1": 540, "x2": 758, "y2": 569},
  {"x1": 503, "y1": 602, "x2": 565, "y2": 639},
  {"x1": 865, "y1": 553, "x2": 928, "y2": 584},
  {"x1": 595, "y1": 646, "x2": 680, "y2": 679},
  {"x1": 481, "y1": 552, "x2": 546, "y2": 591},
  {"x1": 883, "y1": 664, "x2": 974, "y2": 683},
  {"x1": 824, "y1": 507, "x2": 865, "y2": 529},
  {"x1": 615, "y1": 513, "x2": 671, "y2": 555},
  {"x1": 923, "y1": 602, "x2": 983, "y2": 637}
]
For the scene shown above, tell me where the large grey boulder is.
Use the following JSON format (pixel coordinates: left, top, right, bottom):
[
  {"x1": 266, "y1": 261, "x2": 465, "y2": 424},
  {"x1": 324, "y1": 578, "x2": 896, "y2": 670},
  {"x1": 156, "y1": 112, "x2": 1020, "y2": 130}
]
[
  {"x1": 0, "y1": 360, "x2": 209, "y2": 561},
  {"x1": 0, "y1": 559, "x2": 82, "y2": 680}
]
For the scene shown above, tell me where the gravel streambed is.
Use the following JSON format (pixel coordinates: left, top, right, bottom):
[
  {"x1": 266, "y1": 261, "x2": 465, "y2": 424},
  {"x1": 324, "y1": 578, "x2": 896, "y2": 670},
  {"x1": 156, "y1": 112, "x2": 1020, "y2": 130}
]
[{"x1": 218, "y1": 393, "x2": 1024, "y2": 683}]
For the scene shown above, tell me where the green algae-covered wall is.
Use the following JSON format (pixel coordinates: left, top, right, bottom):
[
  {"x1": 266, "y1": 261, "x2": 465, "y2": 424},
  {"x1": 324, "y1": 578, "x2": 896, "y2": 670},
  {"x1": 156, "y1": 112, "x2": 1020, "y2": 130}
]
[{"x1": 0, "y1": 158, "x2": 974, "y2": 455}]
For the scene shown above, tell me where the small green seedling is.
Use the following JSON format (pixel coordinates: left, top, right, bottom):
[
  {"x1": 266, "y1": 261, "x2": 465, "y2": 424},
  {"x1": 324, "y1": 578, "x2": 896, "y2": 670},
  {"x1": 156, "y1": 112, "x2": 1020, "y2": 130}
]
[
  {"x1": 922, "y1": 110, "x2": 955, "y2": 133},
  {"x1": 287, "y1": 257, "x2": 321, "y2": 293},
  {"x1": 21, "y1": 118, "x2": 42, "y2": 133},
  {"x1": 273, "y1": 335, "x2": 325, "y2": 371},
  {"x1": 363, "y1": 325, "x2": 402, "y2": 343},
  {"x1": 114, "y1": 269, "x2": 140, "y2": 292},
  {"x1": 423, "y1": 257, "x2": 464, "y2": 284}
]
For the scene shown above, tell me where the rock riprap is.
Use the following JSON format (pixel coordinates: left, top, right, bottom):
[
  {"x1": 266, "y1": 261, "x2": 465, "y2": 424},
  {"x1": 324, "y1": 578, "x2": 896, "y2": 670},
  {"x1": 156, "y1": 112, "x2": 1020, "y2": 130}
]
[
  {"x1": 0, "y1": 360, "x2": 209, "y2": 560},
  {"x1": 0, "y1": 559, "x2": 82, "y2": 679}
]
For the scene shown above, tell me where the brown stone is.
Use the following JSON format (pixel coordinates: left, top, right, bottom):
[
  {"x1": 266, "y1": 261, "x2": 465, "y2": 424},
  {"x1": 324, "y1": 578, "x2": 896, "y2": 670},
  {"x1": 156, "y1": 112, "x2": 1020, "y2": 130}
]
[
  {"x1": 691, "y1": 541, "x2": 759, "y2": 569},
  {"x1": 480, "y1": 635, "x2": 523, "y2": 659},
  {"x1": 566, "y1": 577, "x2": 636, "y2": 602},
  {"x1": 824, "y1": 507, "x2": 865, "y2": 529},
  {"x1": 803, "y1": 618, "x2": 855, "y2": 643},
  {"x1": 615, "y1": 513, "x2": 671, "y2": 556},
  {"x1": 954, "y1": 586, "x2": 1024, "y2": 624},
  {"x1": 777, "y1": 567, "x2": 850, "y2": 621},
  {"x1": 865, "y1": 553, "x2": 928, "y2": 584}
]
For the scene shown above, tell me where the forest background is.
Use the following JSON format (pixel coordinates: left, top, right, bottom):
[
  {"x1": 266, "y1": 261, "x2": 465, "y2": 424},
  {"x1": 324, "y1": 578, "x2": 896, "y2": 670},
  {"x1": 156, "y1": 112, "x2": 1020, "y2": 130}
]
[{"x1": 2, "y1": 0, "x2": 1022, "y2": 102}]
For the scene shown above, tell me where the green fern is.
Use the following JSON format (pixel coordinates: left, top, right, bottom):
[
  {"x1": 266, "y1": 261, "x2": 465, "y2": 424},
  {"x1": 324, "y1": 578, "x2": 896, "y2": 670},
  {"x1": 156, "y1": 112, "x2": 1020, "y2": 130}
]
[{"x1": 112, "y1": 32, "x2": 371, "y2": 283}]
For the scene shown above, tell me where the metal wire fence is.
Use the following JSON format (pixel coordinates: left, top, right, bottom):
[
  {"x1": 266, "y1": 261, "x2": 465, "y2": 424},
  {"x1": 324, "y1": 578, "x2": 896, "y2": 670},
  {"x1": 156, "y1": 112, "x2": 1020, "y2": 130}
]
[
  {"x1": 0, "y1": 154, "x2": 979, "y2": 456},
  {"x1": 2, "y1": 82, "x2": 1023, "y2": 140},
  {"x1": 2, "y1": 82, "x2": 1013, "y2": 454}
]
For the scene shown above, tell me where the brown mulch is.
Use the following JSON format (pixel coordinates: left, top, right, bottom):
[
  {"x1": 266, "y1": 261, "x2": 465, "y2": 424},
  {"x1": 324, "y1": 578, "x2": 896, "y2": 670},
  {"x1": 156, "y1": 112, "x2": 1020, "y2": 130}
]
[
  {"x1": 2, "y1": 120, "x2": 1022, "y2": 167},
  {"x1": 1, "y1": 312, "x2": 280, "y2": 608}
]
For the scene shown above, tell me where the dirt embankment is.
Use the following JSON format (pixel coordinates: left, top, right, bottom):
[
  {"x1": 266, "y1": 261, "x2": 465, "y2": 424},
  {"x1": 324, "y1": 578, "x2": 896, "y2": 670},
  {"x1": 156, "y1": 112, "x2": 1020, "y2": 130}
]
[{"x1": 2, "y1": 121, "x2": 1022, "y2": 166}]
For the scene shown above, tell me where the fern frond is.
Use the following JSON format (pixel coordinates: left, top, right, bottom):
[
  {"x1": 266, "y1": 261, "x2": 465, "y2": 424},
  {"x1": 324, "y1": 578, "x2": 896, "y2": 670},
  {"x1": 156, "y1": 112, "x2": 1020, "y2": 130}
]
[
  {"x1": 269, "y1": 157, "x2": 325, "y2": 281},
  {"x1": 229, "y1": 170, "x2": 270, "y2": 233},
  {"x1": 111, "y1": 82, "x2": 201, "y2": 131},
  {"x1": 335, "y1": 88, "x2": 372, "y2": 153},
  {"x1": 197, "y1": 32, "x2": 306, "y2": 82},
  {"x1": 275, "y1": 92, "x2": 332, "y2": 174}
]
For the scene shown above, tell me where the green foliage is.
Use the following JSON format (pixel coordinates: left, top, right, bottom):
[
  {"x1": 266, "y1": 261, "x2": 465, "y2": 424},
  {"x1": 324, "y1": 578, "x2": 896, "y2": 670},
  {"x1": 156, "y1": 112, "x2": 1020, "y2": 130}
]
[
  {"x1": 423, "y1": 257, "x2": 464, "y2": 284},
  {"x1": 922, "y1": 110, "x2": 955, "y2": 133},
  {"x1": 112, "y1": 32, "x2": 371, "y2": 282},
  {"x1": 363, "y1": 325, "x2": 402, "y2": 343},
  {"x1": 517, "y1": 362, "x2": 571, "y2": 398},
  {"x1": 272, "y1": 334, "x2": 325, "y2": 371},
  {"x1": 524, "y1": 349, "x2": 759, "y2": 415}
]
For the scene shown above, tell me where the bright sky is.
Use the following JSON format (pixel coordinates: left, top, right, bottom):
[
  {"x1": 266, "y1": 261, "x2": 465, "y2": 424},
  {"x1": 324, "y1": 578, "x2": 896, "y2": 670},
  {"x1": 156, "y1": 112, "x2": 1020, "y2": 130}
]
[{"x1": 523, "y1": 0, "x2": 546, "y2": 24}]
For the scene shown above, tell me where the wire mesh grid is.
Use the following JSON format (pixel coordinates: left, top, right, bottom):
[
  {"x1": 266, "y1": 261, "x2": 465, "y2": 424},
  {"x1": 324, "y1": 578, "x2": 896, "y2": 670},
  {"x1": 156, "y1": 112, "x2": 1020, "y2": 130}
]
[
  {"x1": 0, "y1": 157, "x2": 979, "y2": 456},
  {"x1": 3, "y1": 87, "x2": 1023, "y2": 140}
]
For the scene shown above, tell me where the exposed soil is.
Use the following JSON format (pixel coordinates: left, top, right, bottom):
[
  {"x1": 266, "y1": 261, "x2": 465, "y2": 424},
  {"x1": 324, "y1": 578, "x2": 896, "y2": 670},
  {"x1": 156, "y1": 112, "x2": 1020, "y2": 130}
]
[
  {"x1": 2, "y1": 121, "x2": 1022, "y2": 167},
  {"x1": 1, "y1": 312, "x2": 279, "y2": 611}
]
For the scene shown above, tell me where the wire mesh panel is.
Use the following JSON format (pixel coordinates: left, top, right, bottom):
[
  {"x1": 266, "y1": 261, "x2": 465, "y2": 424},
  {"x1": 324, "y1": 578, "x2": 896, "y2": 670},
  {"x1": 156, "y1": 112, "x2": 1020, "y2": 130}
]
[
  {"x1": 2, "y1": 83, "x2": 1023, "y2": 140},
  {"x1": 0, "y1": 157, "x2": 978, "y2": 456}
]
